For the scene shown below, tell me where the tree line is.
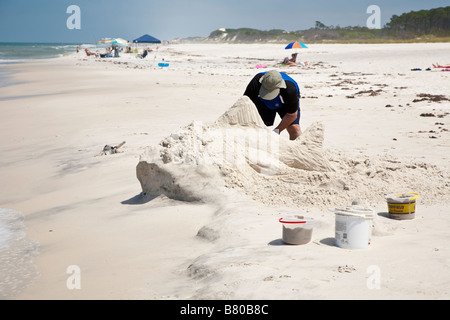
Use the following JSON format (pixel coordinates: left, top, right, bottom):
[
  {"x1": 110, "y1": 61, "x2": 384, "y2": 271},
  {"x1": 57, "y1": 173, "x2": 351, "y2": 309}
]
[
  {"x1": 308, "y1": 6, "x2": 449, "y2": 40},
  {"x1": 207, "y1": 6, "x2": 449, "y2": 42},
  {"x1": 386, "y1": 6, "x2": 449, "y2": 37}
]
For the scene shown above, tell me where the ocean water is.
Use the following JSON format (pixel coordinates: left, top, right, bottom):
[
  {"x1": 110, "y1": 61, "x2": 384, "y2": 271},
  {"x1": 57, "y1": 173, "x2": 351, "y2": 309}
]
[
  {"x1": 0, "y1": 208, "x2": 40, "y2": 299},
  {"x1": 0, "y1": 42, "x2": 84, "y2": 61},
  {"x1": 0, "y1": 42, "x2": 95, "y2": 88}
]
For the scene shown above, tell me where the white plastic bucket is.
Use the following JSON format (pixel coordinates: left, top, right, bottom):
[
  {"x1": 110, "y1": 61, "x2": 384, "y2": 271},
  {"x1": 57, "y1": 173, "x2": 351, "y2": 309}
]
[
  {"x1": 279, "y1": 215, "x2": 315, "y2": 245},
  {"x1": 329, "y1": 207, "x2": 374, "y2": 249}
]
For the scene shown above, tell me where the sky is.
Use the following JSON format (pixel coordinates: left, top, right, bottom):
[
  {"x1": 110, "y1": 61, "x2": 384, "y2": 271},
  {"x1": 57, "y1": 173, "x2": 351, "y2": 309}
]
[{"x1": 0, "y1": 0, "x2": 447, "y2": 43}]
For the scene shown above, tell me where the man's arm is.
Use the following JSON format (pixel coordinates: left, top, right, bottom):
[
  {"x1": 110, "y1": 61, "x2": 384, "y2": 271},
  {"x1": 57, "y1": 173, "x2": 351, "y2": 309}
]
[
  {"x1": 276, "y1": 81, "x2": 300, "y2": 132},
  {"x1": 275, "y1": 111, "x2": 297, "y2": 133}
]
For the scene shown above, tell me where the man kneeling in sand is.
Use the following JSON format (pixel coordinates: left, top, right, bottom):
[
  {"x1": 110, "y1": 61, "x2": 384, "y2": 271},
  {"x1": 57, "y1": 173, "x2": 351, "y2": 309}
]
[{"x1": 244, "y1": 70, "x2": 302, "y2": 140}]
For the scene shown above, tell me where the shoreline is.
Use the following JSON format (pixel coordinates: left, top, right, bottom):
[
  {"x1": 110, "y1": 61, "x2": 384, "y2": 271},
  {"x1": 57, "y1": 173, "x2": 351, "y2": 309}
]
[
  {"x1": 0, "y1": 62, "x2": 23, "y2": 89},
  {"x1": 1, "y1": 42, "x2": 449, "y2": 299}
]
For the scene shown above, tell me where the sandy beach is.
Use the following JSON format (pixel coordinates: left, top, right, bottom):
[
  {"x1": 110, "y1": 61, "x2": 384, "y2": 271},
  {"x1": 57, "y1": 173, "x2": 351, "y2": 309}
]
[{"x1": 1, "y1": 42, "x2": 449, "y2": 300}]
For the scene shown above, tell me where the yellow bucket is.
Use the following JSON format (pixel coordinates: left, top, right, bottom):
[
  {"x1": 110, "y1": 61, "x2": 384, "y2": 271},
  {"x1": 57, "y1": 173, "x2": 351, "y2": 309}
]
[{"x1": 386, "y1": 193, "x2": 419, "y2": 220}]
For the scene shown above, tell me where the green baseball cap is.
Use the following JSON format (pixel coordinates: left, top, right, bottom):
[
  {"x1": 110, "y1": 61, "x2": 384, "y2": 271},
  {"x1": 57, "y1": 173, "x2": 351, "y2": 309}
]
[{"x1": 259, "y1": 70, "x2": 286, "y2": 100}]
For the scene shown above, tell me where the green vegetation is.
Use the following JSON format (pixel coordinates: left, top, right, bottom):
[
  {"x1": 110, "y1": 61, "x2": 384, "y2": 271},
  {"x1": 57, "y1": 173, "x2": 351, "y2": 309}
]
[
  {"x1": 206, "y1": 6, "x2": 450, "y2": 43},
  {"x1": 208, "y1": 28, "x2": 296, "y2": 42},
  {"x1": 387, "y1": 6, "x2": 449, "y2": 38}
]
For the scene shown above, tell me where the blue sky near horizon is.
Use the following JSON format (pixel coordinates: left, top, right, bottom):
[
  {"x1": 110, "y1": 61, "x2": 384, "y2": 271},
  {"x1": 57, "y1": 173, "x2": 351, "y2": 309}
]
[{"x1": 0, "y1": 0, "x2": 447, "y2": 43}]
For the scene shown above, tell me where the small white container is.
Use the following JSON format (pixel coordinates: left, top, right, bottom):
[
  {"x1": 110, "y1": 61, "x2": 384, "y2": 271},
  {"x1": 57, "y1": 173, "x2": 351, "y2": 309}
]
[
  {"x1": 279, "y1": 215, "x2": 315, "y2": 245},
  {"x1": 329, "y1": 207, "x2": 374, "y2": 249}
]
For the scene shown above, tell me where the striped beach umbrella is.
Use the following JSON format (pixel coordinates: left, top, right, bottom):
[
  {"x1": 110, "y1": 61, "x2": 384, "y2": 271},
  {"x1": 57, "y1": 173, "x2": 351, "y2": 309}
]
[
  {"x1": 98, "y1": 37, "x2": 115, "y2": 44},
  {"x1": 285, "y1": 41, "x2": 308, "y2": 49}
]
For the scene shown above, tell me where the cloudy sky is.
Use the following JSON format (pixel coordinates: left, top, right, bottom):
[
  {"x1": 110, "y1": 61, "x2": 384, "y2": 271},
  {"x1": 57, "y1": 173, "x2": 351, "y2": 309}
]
[{"x1": 0, "y1": 0, "x2": 446, "y2": 43}]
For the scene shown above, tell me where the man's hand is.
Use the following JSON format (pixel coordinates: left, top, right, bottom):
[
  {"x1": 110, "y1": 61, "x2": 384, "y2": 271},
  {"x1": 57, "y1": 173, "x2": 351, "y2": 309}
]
[{"x1": 276, "y1": 111, "x2": 298, "y2": 133}]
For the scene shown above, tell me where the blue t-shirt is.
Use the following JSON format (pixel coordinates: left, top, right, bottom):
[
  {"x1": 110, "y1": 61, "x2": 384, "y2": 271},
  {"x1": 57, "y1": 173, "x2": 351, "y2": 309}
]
[{"x1": 244, "y1": 72, "x2": 300, "y2": 114}]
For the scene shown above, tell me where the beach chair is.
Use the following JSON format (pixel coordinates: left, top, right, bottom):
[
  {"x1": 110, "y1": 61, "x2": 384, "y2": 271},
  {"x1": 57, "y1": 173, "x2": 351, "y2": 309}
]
[{"x1": 137, "y1": 50, "x2": 148, "y2": 59}]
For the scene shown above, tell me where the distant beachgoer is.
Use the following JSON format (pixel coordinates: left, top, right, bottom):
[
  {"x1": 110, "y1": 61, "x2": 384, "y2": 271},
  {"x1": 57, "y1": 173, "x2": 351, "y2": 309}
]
[
  {"x1": 99, "y1": 48, "x2": 113, "y2": 58},
  {"x1": 137, "y1": 49, "x2": 149, "y2": 59},
  {"x1": 433, "y1": 63, "x2": 450, "y2": 68},
  {"x1": 282, "y1": 53, "x2": 298, "y2": 66},
  {"x1": 84, "y1": 48, "x2": 98, "y2": 57},
  {"x1": 244, "y1": 70, "x2": 302, "y2": 140}
]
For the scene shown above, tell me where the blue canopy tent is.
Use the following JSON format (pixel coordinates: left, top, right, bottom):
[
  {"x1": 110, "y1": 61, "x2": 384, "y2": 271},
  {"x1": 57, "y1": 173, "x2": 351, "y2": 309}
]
[{"x1": 133, "y1": 34, "x2": 161, "y2": 44}]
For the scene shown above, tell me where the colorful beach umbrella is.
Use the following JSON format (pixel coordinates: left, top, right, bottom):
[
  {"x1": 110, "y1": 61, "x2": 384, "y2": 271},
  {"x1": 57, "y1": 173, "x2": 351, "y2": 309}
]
[
  {"x1": 285, "y1": 41, "x2": 308, "y2": 49},
  {"x1": 98, "y1": 38, "x2": 128, "y2": 46},
  {"x1": 114, "y1": 38, "x2": 129, "y2": 46},
  {"x1": 98, "y1": 37, "x2": 114, "y2": 44}
]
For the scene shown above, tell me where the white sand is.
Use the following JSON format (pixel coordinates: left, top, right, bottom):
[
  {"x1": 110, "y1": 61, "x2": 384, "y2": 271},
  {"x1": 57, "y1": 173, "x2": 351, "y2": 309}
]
[{"x1": 1, "y1": 43, "x2": 449, "y2": 300}]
